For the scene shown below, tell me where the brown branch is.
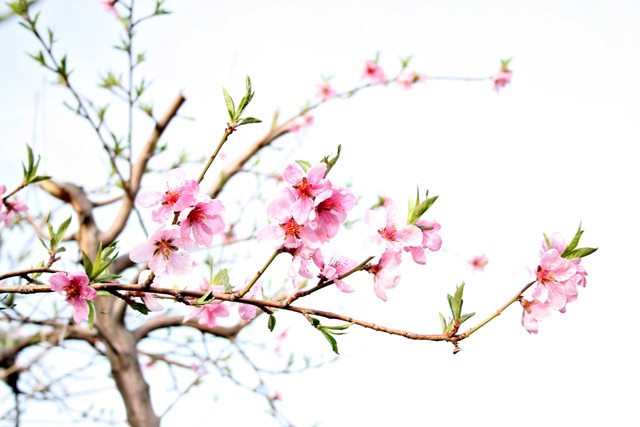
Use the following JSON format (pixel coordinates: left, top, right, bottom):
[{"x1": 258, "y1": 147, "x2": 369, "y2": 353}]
[
  {"x1": 133, "y1": 315, "x2": 246, "y2": 341},
  {"x1": 0, "y1": 325, "x2": 98, "y2": 367}
]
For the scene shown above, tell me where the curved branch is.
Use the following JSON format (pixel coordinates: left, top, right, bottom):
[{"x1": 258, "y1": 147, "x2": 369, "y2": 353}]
[{"x1": 133, "y1": 315, "x2": 247, "y2": 341}]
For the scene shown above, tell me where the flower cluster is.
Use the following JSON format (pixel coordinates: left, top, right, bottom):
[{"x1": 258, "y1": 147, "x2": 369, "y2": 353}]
[
  {"x1": 130, "y1": 169, "x2": 225, "y2": 276},
  {"x1": 258, "y1": 162, "x2": 356, "y2": 281},
  {"x1": 521, "y1": 233, "x2": 590, "y2": 334},
  {"x1": 0, "y1": 185, "x2": 28, "y2": 227},
  {"x1": 364, "y1": 204, "x2": 442, "y2": 301}
]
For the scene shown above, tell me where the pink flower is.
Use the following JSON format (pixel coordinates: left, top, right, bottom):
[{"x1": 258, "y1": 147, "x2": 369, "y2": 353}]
[
  {"x1": 362, "y1": 59, "x2": 387, "y2": 84},
  {"x1": 397, "y1": 71, "x2": 425, "y2": 89},
  {"x1": 184, "y1": 301, "x2": 229, "y2": 328},
  {"x1": 404, "y1": 219, "x2": 442, "y2": 265},
  {"x1": 135, "y1": 270, "x2": 163, "y2": 311},
  {"x1": 282, "y1": 162, "x2": 332, "y2": 224},
  {"x1": 0, "y1": 194, "x2": 28, "y2": 227},
  {"x1": 492, "y1": 59, "x2": 513, "y2": 92},
  {"x1": 308, "y1": 185, "x2": 356, "y2": 242},
  {"x1": 531, "y1": 249, "x2": 577, "y2": 311},
  {"x1": 469, "y1": 254, "x2": 489, "y2": 272},
  {"x1": 520, "y1": 298, "x2": 553, "y2": 334},
  {"x1": 178, "y1": 196, "x2": 225, "y2": 248},
  {"x1": 237, "y1": 280, "x2": 262, "y2": 322},
  {"x1": 49, "y1": 272, "x2": 97, "y2": 323},
  {"x1": 316, "y1": 81, "x2": 337, "y2": 101},
  {"x1": 365, "y1": 204, "x2": 423, "y2": 254},
  {"x1": 315, "y1": 252, "x2": 357, "y2": 293},
  {"x1": 136, "y1": 169, "x2": 199, "y2": 223},
  {"x1": 369, "y1": 249, "x2": 402, "y2": 301},
  {"x1": 520, "y1": 231, "x2": 591, "y2": 333},
  {"x1": 257, "y1": 216, "x2": 321, "y2": 250},
  {"x1": 99, "y1": 0, "x2": 119, "y2": 16},
  {"x1": 129, "y1": 226, "x2": 193, "y2": 276}
]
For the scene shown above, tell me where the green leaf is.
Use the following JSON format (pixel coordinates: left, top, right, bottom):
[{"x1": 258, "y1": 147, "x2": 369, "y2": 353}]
[
  {"x1": 195, "y1": 291, "x2": 214, "y2": 307},
  {"x1": 459, "y1": 312, "x2": 476, "y2": 324},
  {"x1": 562, "y1": 247, "x2": 598, "y2": 260},
  {"x1": 236, "y1": 117, "x2": 262, "y2": 127},
  {"x1": 129, "y1": 301, "x2": 150, "y2": 315},
  {"x1": 81, "y1": 251, "x2": 94, "y2": 278},
  {"x1": 321, "y1": 145, "x2": 342, "y2": 176},
  {"x1": 87, "y1": 300, "x2": 96, "y2": 330},
  {"x1": 439, "y1": 313, "x2": 447, "y2": 332},
  {"x1": 92, "y1": 273, "x2": 121, "y2": 283},
  {"x1": 562, "y1": 223, "x2": 584, "y2": 256},
  {"x1": 268, "y1": 314, "x2": 276, "y2": 331},
  {"x1": 295, "y1": 160, "x2": 312, "y2": 173},
  {"x1": 96, "y1": 290, "x2": 112, "y2": 297},
  {"x1": 235, "y1": 76, "x2": 254, "y2": 119},
  {"x1": 212, "y1": 269, "x2": 232, "y2": 293},
  {"x1": 222, "y1": 88, "x2": 235, "y2": 120},
  {"x1": 54, "y1": 217, "x2": 72, "y2": 248},
  {"x1": 320, "y1": 329, "x2": 340, "y2": 354},
  {"x1": 322, "y1": 323, "x2": 352, "y2": 332}
]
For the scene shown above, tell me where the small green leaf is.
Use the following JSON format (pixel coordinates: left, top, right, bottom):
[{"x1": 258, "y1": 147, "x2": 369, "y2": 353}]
[
  {"x1": 236, "y1": 117, "x2": 262, "y2": 127},
  {"x1": 87, "y1": 300, "x2": 96, "y2": 330},
  {"x1": 439, "y1": 313, "x2": 447, "y2": 332},
  {"x1": 562, "y1": 223, "x2": 584, "y2": 256},
  {"x1": 320, "y1": 329, "x2": 340, "y2": 354},
  {"x1": 295, "y1": 160, "x2": 312, "y2": 173},
  {"x1": 222, "y1": 88, "x2": 235, "y2": 120},
  {"x1": 212, "y1": 269, "x2": 232, "y2": 293},
  {"x1": 562, "y1": 247, "x2": 598, "y2": 260},
  {"x1": 268, "y1": 314, "x2": 276, "y2": 331},
  {"x1": 82, "y1": 251, "x2": 94, "y2": 278},
  {"x1": 195, "y1": 291, "x2": 214, "y2": 306},
  {"x1": 129, "y1": 301, "x2": 150, "y2": 315},
  {"x1": 459, "y1": 312, "x2": 476, "y2": 324},
  {"x1": 321, "y1": 145, "x2": 342, "y2": 176},
  {"x1": 96, "y1": 290, "x2": 112, "y2": 297},
  {"x1": 92, "y1": 273, "x2": 121, "y2": 283}
]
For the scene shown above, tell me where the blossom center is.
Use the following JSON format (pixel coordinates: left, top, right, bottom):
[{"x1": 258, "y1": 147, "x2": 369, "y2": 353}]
[
  {"x1": 281, "y1": 218, "x2": 302, "y2": 238},
  {"x1": 294, "y1": 177, "x2": 313, "y2": 198}
]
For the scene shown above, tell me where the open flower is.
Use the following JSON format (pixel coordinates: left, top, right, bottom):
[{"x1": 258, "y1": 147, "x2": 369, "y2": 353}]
[
  {"x1": 49, "y1": 272, "x2": 97, "y2": 323},
  {"x1": 178, "y1": 195, "x2": 225, "y2": 248},
  {"x1": 316, "y1": 81, "x2": 337, "y2": 101},
  {"x1": 362, "y1": 59, "x2": 387, "y2": 84},
  {"x1": 404, "y1": 219, "x2": 442, "y2": 265},
  {"x1": 136, "y1": 169, "x2": 199, "y2": 223},
  {"x1": 130, "y1": 226, "x2": 192, "y2": 276},
  {"x1": 369, "y1": 249, "x2": 402, "y2": 301},
  {"x1": 469, "y1": 254, "x2": 489, "y2": 272},
  {"x1": 365, "y1": 204, "x2": 422, "y2": 254}
]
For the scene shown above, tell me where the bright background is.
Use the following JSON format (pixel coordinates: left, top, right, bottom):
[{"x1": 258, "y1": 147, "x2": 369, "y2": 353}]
[{"x1": 1, "y1": 0, "x2": 639, "y2": 426}]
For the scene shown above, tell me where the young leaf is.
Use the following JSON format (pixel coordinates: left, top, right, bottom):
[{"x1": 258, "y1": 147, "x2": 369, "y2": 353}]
[
  {"x1": 222, "y1": 88, "x2": 235, "y2": 120},
  {"x1": 562, "y1": 223, "x2": 584, "y2": 256},
  {"x1": 128, "y1": 301, "x2": 150, "y2": 315},
  {"x1": 268, "y1": 314, "x2": 276, "y2": 332},
  {"x1": 87, "y1": 300, "x2": 96, "y2": 330},
  {"x1": 295, "y1": 160, "x2": 312, "y2": 173},
  {"x1": 320, "y1": 329, "x2": 340, "y2": 354},
  {"x1": 236, "y1": 117, "x2": 262, "y2": 127},
  {"x1": 195, "y1": 291, "x2": 214, "y2": 307},
  {"x1": 562, "y1": 247, "x2": 598, "y2": 260}
]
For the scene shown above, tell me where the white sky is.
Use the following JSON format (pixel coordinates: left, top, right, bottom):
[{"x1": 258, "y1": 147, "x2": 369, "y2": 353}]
[{"x1": 1, "y1": 0, "x2": 639, "y2": 426}]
